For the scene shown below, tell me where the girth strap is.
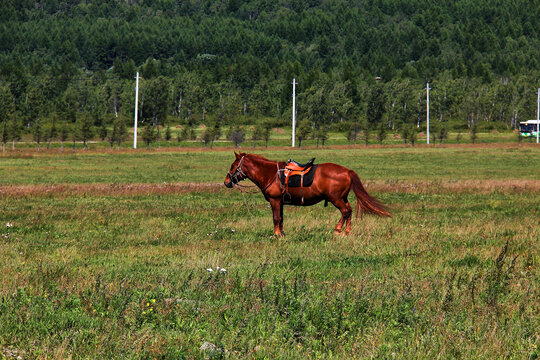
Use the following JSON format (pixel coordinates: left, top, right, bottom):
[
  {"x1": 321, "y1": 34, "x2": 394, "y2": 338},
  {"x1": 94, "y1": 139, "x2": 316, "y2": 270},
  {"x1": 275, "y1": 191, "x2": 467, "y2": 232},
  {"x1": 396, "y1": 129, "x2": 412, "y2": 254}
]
[{"x1": 283, "y1": 161, "x2": 314, "y2": 204}]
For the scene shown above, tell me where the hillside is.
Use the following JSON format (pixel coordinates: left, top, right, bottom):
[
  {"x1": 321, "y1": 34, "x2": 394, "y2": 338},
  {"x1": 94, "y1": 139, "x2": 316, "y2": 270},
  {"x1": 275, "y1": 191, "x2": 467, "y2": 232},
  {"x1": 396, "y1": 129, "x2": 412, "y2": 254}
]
[{"x1": 0, "y1": 0, "x2": 539, "y2": 136}]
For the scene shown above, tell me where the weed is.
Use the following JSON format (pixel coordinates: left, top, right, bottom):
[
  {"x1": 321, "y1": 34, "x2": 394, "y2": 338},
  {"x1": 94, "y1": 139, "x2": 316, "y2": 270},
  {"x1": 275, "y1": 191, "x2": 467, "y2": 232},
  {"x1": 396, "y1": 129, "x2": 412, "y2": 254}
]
[
  {"x1": 484, "y1": 241, "x2": 519, "y2": 310},
  {"x1": 0, "y1": 147, "x2": 538, "y2": 358}
]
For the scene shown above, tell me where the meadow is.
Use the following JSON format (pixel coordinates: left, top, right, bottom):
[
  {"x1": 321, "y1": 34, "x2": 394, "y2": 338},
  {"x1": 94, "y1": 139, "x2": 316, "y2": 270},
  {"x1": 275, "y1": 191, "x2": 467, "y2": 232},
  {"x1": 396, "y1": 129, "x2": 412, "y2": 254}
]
[{"x1": 0, "y1": 145, "x2": 538, "y2": 359}]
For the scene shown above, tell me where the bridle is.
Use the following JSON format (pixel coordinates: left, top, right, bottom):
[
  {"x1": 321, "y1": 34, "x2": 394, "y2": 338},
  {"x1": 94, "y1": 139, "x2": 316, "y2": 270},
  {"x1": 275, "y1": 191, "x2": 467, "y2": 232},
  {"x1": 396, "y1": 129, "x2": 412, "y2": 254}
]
[
  {"x1": 227, "y1": 156, "x2": 282, "y2": 193},
  {"x1": 227, "y1": 156, "x2": 247, "y2": 186}
]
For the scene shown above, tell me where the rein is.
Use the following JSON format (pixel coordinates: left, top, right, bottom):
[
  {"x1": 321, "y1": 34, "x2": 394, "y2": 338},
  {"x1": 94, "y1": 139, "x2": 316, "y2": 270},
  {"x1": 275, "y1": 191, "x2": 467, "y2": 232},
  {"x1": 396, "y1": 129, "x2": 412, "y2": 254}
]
[
  {"x1": 229, "y1": 156, "x2": 281, "y2": 194},
  {"x1": 234, "y1": 183, "x2": 260, "y2": 194}
]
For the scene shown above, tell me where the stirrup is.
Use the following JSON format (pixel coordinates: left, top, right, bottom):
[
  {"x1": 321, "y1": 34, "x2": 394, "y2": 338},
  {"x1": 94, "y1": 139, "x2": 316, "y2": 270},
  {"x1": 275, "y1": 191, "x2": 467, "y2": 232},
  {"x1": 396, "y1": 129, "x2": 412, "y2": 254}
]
[{"x1": 283, "y1": 192, "x2": 292, "y2": 204}]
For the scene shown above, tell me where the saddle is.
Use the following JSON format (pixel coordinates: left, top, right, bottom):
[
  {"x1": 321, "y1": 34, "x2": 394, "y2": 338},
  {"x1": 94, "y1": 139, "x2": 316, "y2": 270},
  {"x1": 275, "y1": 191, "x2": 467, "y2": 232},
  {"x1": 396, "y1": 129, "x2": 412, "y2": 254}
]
[{"x1": 281, "y1": 158, "x2": 316, "y2": 204}]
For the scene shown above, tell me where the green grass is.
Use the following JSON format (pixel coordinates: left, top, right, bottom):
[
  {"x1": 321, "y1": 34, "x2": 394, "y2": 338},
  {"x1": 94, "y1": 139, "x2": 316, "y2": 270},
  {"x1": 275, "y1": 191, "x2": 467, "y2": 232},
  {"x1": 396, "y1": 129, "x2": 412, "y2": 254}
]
[
  {"x1": 1, "y1": 146, "x2": 539, "y2": 185},
  {"x1": 8, "y1": 125, "x2": 527, "y2": 152},
  {"x1": 0, "y1": 147, "x2": 539, "y2": 359}
]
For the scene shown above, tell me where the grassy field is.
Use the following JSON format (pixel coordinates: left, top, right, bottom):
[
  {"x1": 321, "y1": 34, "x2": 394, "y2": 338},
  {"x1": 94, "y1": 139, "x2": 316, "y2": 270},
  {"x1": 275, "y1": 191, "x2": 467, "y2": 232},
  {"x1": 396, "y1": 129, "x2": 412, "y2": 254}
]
[
  {"x1": 0, "y1": 146, "x2": 539, "y2": 359},
  {"x1": 5, "y1": 124, "x2": 531, "y2": 153}
]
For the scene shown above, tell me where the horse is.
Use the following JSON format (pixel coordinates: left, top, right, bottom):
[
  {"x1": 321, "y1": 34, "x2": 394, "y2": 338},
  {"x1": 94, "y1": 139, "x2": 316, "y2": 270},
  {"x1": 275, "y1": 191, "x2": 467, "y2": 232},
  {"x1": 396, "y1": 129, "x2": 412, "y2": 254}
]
[{"x1": 224, "y1": 152, "x2": 390, "y2": 236}]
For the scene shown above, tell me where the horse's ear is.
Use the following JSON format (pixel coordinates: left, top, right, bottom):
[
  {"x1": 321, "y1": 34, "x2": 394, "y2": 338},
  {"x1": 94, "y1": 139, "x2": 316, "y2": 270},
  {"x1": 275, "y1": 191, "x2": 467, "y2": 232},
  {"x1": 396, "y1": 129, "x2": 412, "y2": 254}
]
[{"x1": 234, "y1": 151, "x2": 240, "y2": 159}]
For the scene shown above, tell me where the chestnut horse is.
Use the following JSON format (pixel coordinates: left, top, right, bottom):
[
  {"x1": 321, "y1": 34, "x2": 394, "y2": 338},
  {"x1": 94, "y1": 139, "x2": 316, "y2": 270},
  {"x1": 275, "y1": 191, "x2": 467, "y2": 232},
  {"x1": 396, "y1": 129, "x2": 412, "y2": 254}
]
[{"x1": 224, "y1": 152, "x2": 390, "y2": 236}]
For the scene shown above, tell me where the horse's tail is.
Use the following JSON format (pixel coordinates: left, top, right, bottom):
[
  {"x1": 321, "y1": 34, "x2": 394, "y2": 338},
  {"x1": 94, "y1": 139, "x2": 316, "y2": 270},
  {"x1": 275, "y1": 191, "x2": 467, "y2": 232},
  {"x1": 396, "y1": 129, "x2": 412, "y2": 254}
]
[{"x1": 349, "y1": 170, "x2": 391, "y2": 218}]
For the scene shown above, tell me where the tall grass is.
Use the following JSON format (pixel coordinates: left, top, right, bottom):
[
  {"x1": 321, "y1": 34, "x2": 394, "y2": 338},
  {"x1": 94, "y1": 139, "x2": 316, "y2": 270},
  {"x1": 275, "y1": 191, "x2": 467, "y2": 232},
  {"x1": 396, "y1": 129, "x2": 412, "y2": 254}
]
[{"x1": 0, "y1": 185, "x2": 538, "y2": 358}]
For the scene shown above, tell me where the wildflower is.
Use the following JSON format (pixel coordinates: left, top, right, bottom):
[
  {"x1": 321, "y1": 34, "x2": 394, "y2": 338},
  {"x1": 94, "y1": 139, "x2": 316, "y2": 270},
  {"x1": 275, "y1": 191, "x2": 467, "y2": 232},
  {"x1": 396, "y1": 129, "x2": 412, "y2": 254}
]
[
  {"x1": 6, "y1": 222, "x2": 13, "y2": 228},
  {"x1": 220, "y1": 268, "x2": 227, "y2": 273},
  {"x1": 142, "y1": 311, "x2": 146, "y2": 315},
  {"x1": 151, "y1": 299, "x2": 156, "y2": 303},
  {"x1": 206, "y1": 268, "x2": 213, "y2": 272}
]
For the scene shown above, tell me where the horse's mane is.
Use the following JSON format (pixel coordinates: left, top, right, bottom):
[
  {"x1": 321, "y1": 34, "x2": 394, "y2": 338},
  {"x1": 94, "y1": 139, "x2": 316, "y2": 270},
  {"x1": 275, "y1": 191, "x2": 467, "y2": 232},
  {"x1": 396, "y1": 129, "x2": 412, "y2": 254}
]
[{"x1": 242, "y1": 153, "x2": 278, "y2": 164}]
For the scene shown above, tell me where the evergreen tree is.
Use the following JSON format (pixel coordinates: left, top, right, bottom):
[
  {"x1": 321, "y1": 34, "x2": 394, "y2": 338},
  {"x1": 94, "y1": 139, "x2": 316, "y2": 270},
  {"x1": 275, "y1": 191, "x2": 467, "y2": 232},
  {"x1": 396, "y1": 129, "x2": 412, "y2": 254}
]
[
  {"x1": 409, "y1": 125, "x2": 418, "y2": 146},
  {"x1": 470, "y1": 123, "x2": 478, "y2": 144},
  {"x1": 99, "y1": 122, "x2": 108, "y2": 141},
  {"x1": 180, "y1": 124, "x2": 196, "y2": 142},
  {"x1": 46, "y1": 117, "x2": 58, "y2": 149},
  {"x1": 0, "y1": 120, "x2": 8, "y2": 152},
  {"x1": 200, "y1": 130, "x2": 212, "y2": 149},
  {"x1": 346, "y1": 121, "x2": 361, "y2": 145},
  {"x1": 361, "y1": 121, "x2": 371, "y2": 146},
  {"x1": 2, "y1": 0, "x2": 540, "y2": 137},
  {"x1": 209, "y1": 122, "x2": 222, "y2": 149},
  {"x1": 316, "y1": 125, "x2": 329, "y2": 147},
  {"x1": 252, "y1": 124, "x2": 264, "y2": 149},
  {"x1": 33, "y1": 119, "x2": 43, "y2": 151},
  {"x1": 262, "y1": 122, "x2": 272, "y2": 147},
  {"x1": 0, "y1": 83, "x2": 15, "y2": 127},
  {"x1": 108, "y1": 122, "x2": 118, "y2": 149},
  {"x1": 178, "y1": 125, "x2": 188, "y2": 143},
  {"x1": 296, "y1": 120, "x2": 311, "y2": 148},
  {"x1": 376, "y1": 123, "x2": 387, "y2": 144},
  {"x1": 77, "y1": 115, "x2": 95, "y2": 150},
  {"x1": 0, "y1": 84, "x2": 15, "y2": 152},
  {"x1": 9, "y1": 117, "x2": 22, "y2": 150},
  {"x1": 438, "y1": 126, "x2": 448, "y2": 144},
  {"x1": 142, "y1": 124, "x2": 157, "y2": 149},
  {"x1": 115, "y1": 119, "x2": 128, "y2": 149},
  {"x1": 401, "y1": 125, "x2": 409, "y2": 144},
  {"x1": 71, "y1": 122, "x2": 78, "y2": 152},
  {"x1": 156, "y1": 126, "x2": 162, "y2": 148},
  {"x1": 59, "y1": 122, "x2": 69, "y2": 152},
  {"x1": 367, "y1": 85, "x2": 387, "y2": 126}
]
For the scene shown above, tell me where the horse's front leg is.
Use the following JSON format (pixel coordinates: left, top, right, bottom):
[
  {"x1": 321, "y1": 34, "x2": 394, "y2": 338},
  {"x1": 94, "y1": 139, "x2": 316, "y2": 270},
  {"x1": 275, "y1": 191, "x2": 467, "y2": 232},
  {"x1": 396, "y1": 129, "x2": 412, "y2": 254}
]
[
  {"x1": 279, "y1": 202, "x2": 284, "y2": 234},
  {"x1": 270, "y1": 198, "x2": 284, "y2": 237}
]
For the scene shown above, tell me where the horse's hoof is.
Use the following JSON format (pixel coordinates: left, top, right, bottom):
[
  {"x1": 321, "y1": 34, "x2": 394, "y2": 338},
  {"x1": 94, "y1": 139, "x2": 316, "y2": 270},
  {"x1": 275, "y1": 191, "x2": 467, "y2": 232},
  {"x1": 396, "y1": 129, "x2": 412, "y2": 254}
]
[{"x1": 333, "y1": 230, "x2": 342, "y2": 235}]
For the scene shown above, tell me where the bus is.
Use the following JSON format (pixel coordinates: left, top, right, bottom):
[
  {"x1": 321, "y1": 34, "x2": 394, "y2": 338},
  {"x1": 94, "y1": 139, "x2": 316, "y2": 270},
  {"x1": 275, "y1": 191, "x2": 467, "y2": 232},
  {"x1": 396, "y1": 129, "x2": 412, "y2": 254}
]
[{"x1": 519, "y1": 120, "x2": 540, "y2": 138}]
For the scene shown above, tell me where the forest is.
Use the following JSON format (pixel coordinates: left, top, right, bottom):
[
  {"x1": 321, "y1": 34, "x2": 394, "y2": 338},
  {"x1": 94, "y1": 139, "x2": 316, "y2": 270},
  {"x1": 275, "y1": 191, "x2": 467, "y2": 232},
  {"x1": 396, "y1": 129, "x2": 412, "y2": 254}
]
[{"x1": 1, "y1": 0, "x2": 540, "y2": 145}]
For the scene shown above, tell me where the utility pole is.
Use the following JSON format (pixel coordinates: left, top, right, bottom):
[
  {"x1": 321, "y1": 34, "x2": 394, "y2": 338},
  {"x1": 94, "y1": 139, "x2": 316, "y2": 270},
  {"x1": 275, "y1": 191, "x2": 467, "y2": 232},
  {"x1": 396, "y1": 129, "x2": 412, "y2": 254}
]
[
  {"x1": 426, "y1": 82, "x2": 431, "y2": 145},
  {"x1": 537, "y1": 88, "x2": 539, "y2": 144},
  {"x1": 292, "y1": 78, "x2": 298, "y2": 147},
  {"x1": 133, "y1": 72, "x2": 140, "y2": 149}
]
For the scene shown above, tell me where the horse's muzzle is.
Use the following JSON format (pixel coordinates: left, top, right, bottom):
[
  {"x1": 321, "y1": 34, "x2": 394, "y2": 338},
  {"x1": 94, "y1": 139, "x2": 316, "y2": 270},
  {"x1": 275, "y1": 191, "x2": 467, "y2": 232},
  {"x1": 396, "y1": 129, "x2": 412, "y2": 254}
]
[{"x1": 224, "y1": 180, "x2": 234, "y2": 188}]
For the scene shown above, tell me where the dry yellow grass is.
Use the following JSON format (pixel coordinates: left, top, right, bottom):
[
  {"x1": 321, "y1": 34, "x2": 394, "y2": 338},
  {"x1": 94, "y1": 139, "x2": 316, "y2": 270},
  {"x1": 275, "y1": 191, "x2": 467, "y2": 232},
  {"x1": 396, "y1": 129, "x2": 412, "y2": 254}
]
[{"x1": 1, "y1": 179, "x2": 538, "y2": 198}]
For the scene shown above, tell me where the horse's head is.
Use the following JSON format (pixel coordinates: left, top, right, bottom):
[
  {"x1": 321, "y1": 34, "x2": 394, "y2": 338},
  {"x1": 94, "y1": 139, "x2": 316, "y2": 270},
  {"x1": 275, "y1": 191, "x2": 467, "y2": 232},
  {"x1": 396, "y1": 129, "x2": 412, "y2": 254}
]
[{"x1": 224, "y1": 152, "x2": 247, "y2": 188}]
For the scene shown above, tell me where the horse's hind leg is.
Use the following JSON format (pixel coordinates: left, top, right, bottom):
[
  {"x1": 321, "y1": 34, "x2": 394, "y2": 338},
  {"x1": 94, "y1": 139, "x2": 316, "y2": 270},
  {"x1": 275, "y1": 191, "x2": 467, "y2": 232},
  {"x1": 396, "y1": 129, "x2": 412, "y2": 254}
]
[
  {"x1": 270, "y1": 198, "x2": 284, "y2": 237},
  {"x1": 330, "y1": 197, "x2": 352, "y2": 235},
  {"x1": 344, "y1": 201, "x2": 353, "y2": 235}
]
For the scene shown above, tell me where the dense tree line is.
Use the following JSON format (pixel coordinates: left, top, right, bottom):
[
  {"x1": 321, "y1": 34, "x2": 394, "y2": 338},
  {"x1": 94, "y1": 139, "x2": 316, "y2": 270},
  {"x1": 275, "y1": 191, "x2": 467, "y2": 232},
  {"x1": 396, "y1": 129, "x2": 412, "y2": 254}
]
[{"x1": 0, "y1": 0, "x2": 539, "y2": 145}]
